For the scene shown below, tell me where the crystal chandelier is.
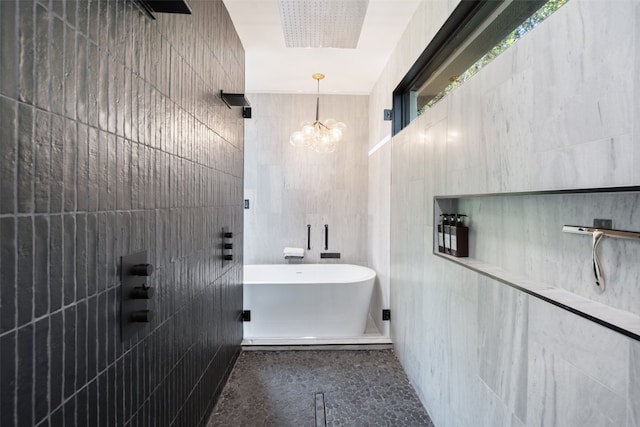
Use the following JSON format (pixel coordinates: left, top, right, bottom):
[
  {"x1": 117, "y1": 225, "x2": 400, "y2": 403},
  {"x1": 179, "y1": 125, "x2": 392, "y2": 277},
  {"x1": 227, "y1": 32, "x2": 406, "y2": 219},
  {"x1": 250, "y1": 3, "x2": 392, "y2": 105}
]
[{"x1": 289, "y1": 73, "x2": 346, "y2": 153}]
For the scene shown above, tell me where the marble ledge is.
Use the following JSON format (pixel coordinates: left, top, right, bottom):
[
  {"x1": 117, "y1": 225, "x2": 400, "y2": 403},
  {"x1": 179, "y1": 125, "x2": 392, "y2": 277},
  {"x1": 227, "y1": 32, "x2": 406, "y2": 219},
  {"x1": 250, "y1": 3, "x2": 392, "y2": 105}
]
[
  {"x1": 241, "y1": 336, "x2": 393, "y2": 350},
  {"x1": 435, "y1": 253, "x2": 640, "y2": 341}
]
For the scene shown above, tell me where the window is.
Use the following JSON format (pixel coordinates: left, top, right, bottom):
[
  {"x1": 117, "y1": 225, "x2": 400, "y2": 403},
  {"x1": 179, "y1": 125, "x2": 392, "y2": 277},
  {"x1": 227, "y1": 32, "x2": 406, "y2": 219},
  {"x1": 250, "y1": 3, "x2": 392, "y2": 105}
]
[{"x1": 392, "y1": 0, "x2": 569, "y2": 135}]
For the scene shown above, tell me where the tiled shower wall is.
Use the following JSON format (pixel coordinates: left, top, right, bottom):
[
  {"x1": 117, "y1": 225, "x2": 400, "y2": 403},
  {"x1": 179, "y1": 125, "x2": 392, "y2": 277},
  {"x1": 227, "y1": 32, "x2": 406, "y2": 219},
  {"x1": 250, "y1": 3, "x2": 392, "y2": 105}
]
[
  {"x1": 374, "y1": 0, "x2": 640, "y2": 426},
  {"x1": 243, "y1": 93, "x2": 387, "y2": 334},
  {"x1": 0, "y1": 1, "x2": 244, "y2": 426},
  {"x1": 366, "y1": 0, "x2": 455, "y2": 342},
  {"x1": 243, "y1": 93, "x2": 369, "y2": 266}
]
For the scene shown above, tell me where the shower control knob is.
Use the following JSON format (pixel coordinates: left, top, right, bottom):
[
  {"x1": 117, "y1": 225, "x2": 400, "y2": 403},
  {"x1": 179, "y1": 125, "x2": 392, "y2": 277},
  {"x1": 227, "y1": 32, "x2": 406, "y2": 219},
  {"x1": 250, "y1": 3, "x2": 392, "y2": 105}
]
[
  {"x1": 224, "y1": 232, "x2": 233, "y2": 238},
  {"x1": 130, "y1": 286, "x2": 155, "y2": 299},
  {"x1": 224, "y1": 254, "x2": 233, "y2": 261},
  {"x1": 131, "y1": 310, "x2": 153, "y2": 323},
  {"x1": 131, "y1": 263, "x2": 154, "y2": 276},
  {"x1": 224, "y1": 243, "x2": 233, "y2": 250}
]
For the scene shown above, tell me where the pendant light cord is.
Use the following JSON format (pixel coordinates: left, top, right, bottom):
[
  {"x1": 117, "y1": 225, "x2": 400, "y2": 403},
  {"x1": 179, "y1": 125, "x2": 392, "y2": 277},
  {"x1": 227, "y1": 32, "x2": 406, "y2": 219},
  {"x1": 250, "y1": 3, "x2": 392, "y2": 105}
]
[{"x1": 315, "y1": 78, "x2": 320, "y2": 122}]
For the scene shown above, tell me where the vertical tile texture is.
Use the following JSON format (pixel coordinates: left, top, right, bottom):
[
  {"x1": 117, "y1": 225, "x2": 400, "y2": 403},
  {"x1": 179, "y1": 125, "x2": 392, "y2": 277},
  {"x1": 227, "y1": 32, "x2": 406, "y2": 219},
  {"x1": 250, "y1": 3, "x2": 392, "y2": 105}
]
[
  {"x1": 381, "y1": 0, "x2": 640, "y2": 427},
  {"x1": 0, "y1": 0, "x2": 244, "y2": 426},
  {"x1": 243, "y1": 93, "x2": 369, "y2": 266}
]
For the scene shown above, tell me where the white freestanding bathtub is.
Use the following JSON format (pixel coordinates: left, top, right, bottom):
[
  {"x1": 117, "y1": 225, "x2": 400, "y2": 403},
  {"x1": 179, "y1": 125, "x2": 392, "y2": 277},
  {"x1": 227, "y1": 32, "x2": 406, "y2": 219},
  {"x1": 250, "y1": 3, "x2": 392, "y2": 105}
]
[{"x1": 243, "y1": 264, "x2": 388, "y2": 345}]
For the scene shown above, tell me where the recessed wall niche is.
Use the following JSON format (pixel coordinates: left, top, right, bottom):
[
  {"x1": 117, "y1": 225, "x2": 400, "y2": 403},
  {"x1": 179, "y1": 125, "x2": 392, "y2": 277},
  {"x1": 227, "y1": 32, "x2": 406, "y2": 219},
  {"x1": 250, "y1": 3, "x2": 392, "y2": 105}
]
[{"x1": 434, "y1": 186, "x2": 640, "y2": 341}]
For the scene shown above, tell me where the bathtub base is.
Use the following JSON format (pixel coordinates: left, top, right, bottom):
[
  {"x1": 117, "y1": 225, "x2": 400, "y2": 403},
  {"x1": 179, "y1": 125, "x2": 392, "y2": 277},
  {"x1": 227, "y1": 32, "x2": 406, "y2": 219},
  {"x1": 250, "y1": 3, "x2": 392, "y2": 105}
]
[
  {"x1": 242, "y1": 341, "x2": 392, "y2": 351},
  {"x1": 242, "y1": 336, "x2": 392, "y2": 347},
  {"x1": 242, "y1": 317, "x2": 391, "y2": 347}
]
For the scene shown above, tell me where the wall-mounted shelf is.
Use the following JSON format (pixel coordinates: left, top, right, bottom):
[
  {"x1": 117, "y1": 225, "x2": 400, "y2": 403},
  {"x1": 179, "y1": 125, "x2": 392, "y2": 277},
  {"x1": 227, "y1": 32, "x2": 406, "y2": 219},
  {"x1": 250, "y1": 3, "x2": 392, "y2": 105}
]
[
  {"x1": 434, "y1": 185, "x2": 640, "y2": 342},
  {"x1": 435, "y1": 252, "x2": 640, "y2": 341},
  {"x1": 220, "y1": 91, "x2": 250, "y2": 108},
  {"x1": 136, "y1": 0, "x2": 192, "y2": 20},
  {"x1": 220, "y1": 91, "x2": 252, "y2": 118}
]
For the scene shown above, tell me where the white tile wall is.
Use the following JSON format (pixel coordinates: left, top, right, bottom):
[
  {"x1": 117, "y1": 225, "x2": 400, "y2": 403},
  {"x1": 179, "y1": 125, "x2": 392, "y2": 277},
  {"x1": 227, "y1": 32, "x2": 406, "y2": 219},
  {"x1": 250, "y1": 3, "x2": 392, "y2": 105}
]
[
  {"x1": 631, "y1": 340, "x2": 640, "y2": 425},
  {"x1": 478, "y1": 277, "x2": 528, "y2": 423},
  {"x1": 365, "y1": 0, "x2": 461, "y2": 346},
  {"x1": 368, "y1": 142, "x2": 391, "y2": 336},
  {"x1": 373, "y1": 0, "x2": 640, "y2": 426},
  {"x1": 243, "y1": 93, "x2": 369, "y2": 266},
  {"x1": 458, "y1": 193, "x2": 640, "y2": 317}
]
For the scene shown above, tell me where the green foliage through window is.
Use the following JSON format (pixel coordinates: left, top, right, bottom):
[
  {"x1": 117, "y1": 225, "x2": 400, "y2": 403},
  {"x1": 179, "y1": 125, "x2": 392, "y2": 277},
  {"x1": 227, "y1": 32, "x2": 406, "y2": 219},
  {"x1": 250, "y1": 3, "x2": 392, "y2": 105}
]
[{"x1": 419, "y1": 0, "x2": 569, "y2": 114}]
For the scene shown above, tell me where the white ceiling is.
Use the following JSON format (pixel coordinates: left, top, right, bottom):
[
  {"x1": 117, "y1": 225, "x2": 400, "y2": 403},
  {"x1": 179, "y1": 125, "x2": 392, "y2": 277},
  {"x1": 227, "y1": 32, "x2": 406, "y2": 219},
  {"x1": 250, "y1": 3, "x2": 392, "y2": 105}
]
[{"x1": 222, "y1": 0, "x2": 421, "y2": 95}]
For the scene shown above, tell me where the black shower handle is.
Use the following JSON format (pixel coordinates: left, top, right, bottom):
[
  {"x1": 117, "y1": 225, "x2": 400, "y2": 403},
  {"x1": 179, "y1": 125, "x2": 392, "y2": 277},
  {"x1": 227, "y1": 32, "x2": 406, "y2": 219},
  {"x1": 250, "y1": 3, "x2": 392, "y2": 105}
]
[
  {"x1": 324, "y1": 224, "x2": 328, "y2": 250},
  {"x1": 307, "y1": 224, "x2": 311, "y2": 250}
]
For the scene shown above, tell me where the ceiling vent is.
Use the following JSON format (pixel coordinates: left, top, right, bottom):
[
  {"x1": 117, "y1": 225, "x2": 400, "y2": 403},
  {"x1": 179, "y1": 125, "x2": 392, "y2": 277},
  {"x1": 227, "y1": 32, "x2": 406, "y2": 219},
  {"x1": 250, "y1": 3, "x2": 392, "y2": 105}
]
[{"x1": 278, "y1": 0, "x2": 369, "y2": 48}]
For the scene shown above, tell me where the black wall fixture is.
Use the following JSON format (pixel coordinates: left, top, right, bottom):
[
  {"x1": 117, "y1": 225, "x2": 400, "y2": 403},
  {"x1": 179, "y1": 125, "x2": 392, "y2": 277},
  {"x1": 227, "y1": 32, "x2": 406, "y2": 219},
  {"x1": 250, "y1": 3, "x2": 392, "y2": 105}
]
[
  {"x1": 121, "y1": 252, "x2": 155, "y2": 342},
  {"x1": 320, "y1": 252, "x2": 340, "y2": 259},
  {"x1": 220, "y1": 91, "x2": 252, "y2": 119},
  {"x1": 220, "y1": 91, "x2": 250, "y2": 108},
  {"x1": 223, "y1": 228, "x2": 234, "y2": 264},
  {"x1": 137, "y1": 0, "x2": 192, "y2": 19}
]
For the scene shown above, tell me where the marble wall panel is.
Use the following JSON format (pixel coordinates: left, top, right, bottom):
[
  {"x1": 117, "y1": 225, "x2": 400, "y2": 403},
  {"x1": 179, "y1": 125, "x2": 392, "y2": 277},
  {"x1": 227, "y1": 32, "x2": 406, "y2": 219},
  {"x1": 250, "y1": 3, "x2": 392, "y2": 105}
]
[
  {"x1": 630, "y1": 340, "x2": 640, "y2": 426},
  {"x1": 467, "y1": 380, "x2": 527, "y2": 427},
  {"x1": 458, "y1": 193, "x2": 640, "y2": 317},
  {"x1": 416, "y1": 259, "x2": 450, "y2": 423},
  {"x1": 368, "y1": 143, "x2": 391, "y2": 336},
  {"x1": 528, "y1": 297, "x2": 629, "y2": 398},
  {"x1": 536, "y1": 134, "x2": 635, "y2": 189},
  {"x1": 365, "y1": 0, "x2": 462, "y2": 343},
  {"x1": 478, "y1": 277, "x2": 528, "y2": 423},
  {"x1": 635, "y1": 1, "x2": 640, "y2": 185},
  {"x1": 444, "y1": 274, "x2": 480, "y2": 426},
  {"x1": 527, "y1": 343, "x2": 626, "y2": 427},
  {"x1": 377, "y1": 0, "x2": 640, "y2": 426},
  {"x1": 244, "y1": 93, "x2": 369, "y2": 266}
]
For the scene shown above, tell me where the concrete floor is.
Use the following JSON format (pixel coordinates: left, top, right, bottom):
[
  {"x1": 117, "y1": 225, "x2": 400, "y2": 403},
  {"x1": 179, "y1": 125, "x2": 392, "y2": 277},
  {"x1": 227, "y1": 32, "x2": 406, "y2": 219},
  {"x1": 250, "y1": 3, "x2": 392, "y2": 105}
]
[{"x1": 207, "y1": 349, "x2": 434, "y2": 427}]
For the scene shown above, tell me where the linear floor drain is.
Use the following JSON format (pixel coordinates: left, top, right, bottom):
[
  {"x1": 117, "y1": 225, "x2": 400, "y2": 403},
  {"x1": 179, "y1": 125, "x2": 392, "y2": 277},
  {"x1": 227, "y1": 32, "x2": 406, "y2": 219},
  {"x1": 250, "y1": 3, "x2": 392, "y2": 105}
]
[{"x1": 314, "y1": 392, "x2": 326, "y2": 427}]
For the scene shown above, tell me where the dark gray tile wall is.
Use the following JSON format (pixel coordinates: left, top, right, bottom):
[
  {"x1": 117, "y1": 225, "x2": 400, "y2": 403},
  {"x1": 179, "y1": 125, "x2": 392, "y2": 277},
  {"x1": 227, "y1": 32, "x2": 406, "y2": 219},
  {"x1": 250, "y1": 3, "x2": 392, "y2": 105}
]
[{"x1": 0, "y1": 0, "x2": 245, "y2": 425}]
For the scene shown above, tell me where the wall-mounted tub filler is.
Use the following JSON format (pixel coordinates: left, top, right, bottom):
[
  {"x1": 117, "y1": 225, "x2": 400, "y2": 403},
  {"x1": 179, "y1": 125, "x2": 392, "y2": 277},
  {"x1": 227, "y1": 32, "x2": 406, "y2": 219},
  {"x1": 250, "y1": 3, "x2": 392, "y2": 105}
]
[{"x1": 562, "y1": 225, "x2": 640, "y2": 293}]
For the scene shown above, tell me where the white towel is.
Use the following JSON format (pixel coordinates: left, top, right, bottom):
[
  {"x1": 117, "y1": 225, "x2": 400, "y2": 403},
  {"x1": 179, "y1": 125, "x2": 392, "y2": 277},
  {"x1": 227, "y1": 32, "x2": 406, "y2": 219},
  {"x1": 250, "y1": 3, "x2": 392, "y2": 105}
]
[{"x1": 283, "y1": 247, "x2": 304, "y2": 258}]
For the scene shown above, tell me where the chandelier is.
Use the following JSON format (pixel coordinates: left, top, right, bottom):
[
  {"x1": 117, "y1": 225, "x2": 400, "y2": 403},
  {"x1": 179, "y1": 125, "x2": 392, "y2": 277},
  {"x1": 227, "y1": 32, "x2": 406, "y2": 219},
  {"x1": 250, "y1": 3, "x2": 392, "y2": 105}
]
[{"x1": 289, "y1": 73, "x2": 346, "y2": 153}]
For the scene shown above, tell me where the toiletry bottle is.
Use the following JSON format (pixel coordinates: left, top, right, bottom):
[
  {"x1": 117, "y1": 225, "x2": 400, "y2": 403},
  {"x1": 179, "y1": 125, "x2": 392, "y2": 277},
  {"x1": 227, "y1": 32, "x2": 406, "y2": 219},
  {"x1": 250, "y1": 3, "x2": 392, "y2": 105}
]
[
  {"x1": 438, "y1": 214, "x2": 446, "y2": 253},
  {"x1": 447, "y1": 214, "x2": 458, "y2": 255},
  {"x1": 444, "y1": 214, "x2": 453, "y2": 255},
  {"x1": 452, "y1": 214, "x2": 469, "y2": 257},
  {"x1": 450, "y1": 214, "x2": 458, "y2": 255}
]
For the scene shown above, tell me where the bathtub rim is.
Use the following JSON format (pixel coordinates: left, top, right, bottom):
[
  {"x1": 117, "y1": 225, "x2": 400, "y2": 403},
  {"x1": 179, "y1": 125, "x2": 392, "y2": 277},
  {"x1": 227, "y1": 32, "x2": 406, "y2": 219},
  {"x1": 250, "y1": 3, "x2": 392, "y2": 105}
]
[{"x1": 243, "y1": 263, "x2": 376, "y2": 285}]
